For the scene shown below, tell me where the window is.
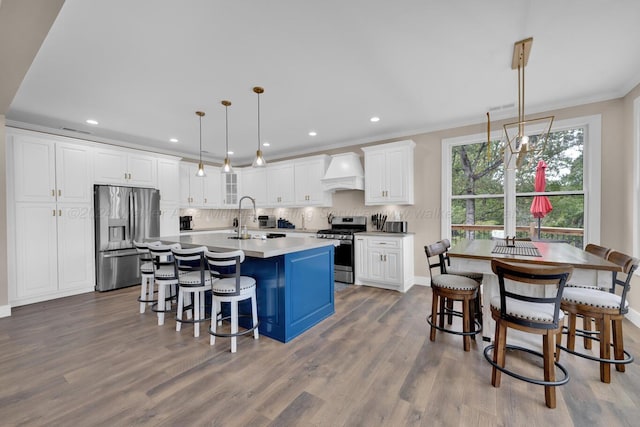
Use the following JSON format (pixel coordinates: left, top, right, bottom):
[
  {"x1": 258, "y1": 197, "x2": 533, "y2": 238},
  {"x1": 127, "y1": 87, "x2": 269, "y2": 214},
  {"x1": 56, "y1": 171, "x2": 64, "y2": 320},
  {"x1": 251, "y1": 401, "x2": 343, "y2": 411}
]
[
  {"x1": 634, "y1": 97, "x2": 640, "y2": 258},
  {"x1": 442, "y1": 115, "x2": 601, "y2": 247}
]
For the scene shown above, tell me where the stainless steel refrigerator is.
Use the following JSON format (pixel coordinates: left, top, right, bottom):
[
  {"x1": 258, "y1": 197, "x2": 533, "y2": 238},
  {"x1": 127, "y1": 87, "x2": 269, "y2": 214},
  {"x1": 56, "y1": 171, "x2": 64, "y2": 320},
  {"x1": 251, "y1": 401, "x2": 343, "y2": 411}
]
[{"x1": 94, "y1": 185, "x2": 160, "y2": 291}]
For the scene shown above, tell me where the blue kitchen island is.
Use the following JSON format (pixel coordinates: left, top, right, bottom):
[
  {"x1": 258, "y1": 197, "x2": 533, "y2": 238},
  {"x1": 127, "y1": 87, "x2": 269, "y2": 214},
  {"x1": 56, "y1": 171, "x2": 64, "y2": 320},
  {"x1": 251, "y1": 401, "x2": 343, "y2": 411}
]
[{"x1": 156, "y1": 233, "x2": 337, "y2": 343}]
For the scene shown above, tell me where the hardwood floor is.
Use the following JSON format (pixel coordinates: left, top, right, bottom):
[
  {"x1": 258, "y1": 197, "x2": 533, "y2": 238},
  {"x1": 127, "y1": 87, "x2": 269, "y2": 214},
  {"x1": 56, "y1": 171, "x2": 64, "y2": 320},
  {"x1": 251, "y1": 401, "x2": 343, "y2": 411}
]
[{"x1": 1, "y1": 284, "x2": 640, "y2": 426}]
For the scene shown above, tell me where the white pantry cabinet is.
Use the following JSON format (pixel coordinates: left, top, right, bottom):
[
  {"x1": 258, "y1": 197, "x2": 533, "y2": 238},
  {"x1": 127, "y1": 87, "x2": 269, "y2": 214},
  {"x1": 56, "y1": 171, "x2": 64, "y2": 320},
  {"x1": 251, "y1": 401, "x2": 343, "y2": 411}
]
[
  {"x1": 354, "y1": 234, "x2": 414, "y2": 292},
  {"x1": 362, "y1": 140, "x2": 415, "y2": 205},
  {"x1": 266, "y1": 162, "x2": 295, "y2": 206},
  {"x1": 7, "y1": 130, "x2": 95, "y2": 306},
  {"x1": 94, "y1": 147, "x2": 157, "y2": 187},
  {"x1": 293, "y1": 155, "x2": 332, "y2": 207}
]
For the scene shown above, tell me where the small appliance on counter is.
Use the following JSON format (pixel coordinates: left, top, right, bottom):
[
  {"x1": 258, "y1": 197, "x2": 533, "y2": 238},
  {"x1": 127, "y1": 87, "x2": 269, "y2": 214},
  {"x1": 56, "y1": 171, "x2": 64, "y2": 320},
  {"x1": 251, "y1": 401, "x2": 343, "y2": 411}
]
[
  {"x1": 179, "y1": 215, "x2": 193, "y2": 231},
  {"x1": 384, "y1": 221, "x2": 408, "y2": 233},
  {"x1": 258, "y1": 215, "x2": 276, "y2": 229},
  {"x1": 278, "y1": 218, "x2": 295, "y2": 229}
]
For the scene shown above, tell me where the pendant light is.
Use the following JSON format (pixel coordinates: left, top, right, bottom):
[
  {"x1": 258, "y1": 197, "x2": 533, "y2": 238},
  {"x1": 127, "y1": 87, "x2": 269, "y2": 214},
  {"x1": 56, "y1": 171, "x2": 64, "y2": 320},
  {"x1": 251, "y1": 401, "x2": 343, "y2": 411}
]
[
  {"x1": 221, "y1": 100, "x2": 234, "y2": 174},
  {"x1": 195, "y1": 111, "x2": 206, "y2": 177},
  {"x1": 252, "y1": 86, "x2": 267, "y2": 167},
  {"x1": 502, "y1": 37, "x2": 554, "y2": 168}
]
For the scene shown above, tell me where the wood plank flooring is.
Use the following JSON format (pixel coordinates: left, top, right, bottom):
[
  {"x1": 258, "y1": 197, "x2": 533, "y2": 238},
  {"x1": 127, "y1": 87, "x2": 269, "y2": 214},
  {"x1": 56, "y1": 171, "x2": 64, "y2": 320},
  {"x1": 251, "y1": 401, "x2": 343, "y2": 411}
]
[{"x1": 1, "y1": 284, "x2": 640, "y2": 426}]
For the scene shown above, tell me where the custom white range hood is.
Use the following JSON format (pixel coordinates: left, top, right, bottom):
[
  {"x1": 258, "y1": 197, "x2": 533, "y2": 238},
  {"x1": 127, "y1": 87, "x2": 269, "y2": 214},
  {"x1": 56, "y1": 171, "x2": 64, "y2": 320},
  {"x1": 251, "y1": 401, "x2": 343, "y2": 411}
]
[{"x1": 321, "y1": 152, "x2": 364, "y2": 192}]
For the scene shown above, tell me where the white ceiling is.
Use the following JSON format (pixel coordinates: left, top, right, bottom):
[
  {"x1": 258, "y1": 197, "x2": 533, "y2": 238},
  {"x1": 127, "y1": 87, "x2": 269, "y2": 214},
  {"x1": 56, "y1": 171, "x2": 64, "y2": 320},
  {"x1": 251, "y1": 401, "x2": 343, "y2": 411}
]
[{"x1": 7, "y1": 0, "x2": 640, "y2": 165}]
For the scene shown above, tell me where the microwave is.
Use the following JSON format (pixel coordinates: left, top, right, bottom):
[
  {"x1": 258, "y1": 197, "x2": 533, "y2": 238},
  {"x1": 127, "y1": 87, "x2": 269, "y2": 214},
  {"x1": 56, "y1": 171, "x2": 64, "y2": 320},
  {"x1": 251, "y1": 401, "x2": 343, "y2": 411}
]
[{"x1": 384, "y1": 221, "x2": 408, "y2": 233}]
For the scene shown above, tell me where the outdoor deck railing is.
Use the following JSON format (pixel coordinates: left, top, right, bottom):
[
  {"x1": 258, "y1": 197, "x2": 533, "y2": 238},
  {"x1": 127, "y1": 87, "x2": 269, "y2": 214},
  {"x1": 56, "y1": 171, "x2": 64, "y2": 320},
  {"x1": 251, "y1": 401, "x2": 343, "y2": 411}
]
[{"x1": 451, "y1": 223, "x2": 584, "y2": 247}]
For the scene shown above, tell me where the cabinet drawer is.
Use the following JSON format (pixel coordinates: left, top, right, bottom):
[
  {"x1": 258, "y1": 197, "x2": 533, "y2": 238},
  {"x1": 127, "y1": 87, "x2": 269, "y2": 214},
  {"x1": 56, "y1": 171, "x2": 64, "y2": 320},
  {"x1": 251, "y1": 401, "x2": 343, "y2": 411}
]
[{"x1": 367, "y1": 238, "x2": 401, "y2": 248}]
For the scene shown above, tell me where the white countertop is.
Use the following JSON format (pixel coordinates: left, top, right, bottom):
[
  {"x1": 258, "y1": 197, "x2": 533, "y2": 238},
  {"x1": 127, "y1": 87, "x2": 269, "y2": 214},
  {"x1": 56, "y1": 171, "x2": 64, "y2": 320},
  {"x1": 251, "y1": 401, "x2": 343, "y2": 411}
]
[
  {"x1": 358, "y1": 231, "x2": 415, "y2": 236},
  {"x1": 155, "y1": 232, "x2": 338, "y2": 258}
]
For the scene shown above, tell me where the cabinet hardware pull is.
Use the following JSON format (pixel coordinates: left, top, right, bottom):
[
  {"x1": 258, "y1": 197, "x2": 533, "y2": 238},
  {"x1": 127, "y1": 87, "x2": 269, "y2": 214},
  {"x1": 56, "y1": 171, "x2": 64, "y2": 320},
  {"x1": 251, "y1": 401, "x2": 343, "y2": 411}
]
[
  {"x1": 51, "y1": 189, "x2": 55, "y2": 196},
  {"x1": 59, "y1": 210, "x2": 62, "y2": 216},
  {"x1": 384, "y1": 255, "x2": 387, "y2": 261},
  {"x1": 125, "y1": 172, "x2": 128, "y2": 179},
  {"x1": 52, "y1": 209, "x2": 56, "y2": 216},
  {"x1": 58, "y1": 189, "x2": 62, "y2": 196},
  {"x1": 204, "y1": 198, "x2": 207, "y2": 203}
]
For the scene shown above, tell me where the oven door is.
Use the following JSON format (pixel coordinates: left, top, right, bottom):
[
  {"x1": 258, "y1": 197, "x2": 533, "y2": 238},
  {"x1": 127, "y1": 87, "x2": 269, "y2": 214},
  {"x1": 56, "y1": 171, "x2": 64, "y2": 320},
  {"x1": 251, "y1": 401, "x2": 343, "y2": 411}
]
[{"x1": 334, "y1": 240, "x2": 354, "y2": 283}]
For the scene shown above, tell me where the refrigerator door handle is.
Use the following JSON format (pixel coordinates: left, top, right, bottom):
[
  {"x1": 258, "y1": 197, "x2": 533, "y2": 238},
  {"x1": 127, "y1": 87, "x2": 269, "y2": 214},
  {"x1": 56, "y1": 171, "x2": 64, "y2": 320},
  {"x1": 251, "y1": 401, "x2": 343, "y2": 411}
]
[{"x1": 129, "y1": 191, "x2": 135, "y2": 242}]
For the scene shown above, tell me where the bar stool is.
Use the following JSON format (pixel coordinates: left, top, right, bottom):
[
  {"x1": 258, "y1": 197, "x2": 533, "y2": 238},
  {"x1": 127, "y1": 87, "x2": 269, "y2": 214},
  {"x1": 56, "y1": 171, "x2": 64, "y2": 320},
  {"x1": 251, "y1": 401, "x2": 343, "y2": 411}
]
[
  {"x1": 425, "y1": 241, "x2": 481, "y2": 351},
  {"x1": 134, "y1": 240, "x2": 160, "y2": 314},
  {"x1": 172, "y1": 246, "x2": 213, "y2": 338},
  {"x1": 149, "y1": 243, "x2": 181, "y2": 326},
  {"x1": 204, "y1": 249, "x2": 259, "y2": 353},
  {"x1": 485, "y1": 260, "x2": 572, "y2": 409},
  {"x1": 559, "y1": 251, "x2": 638, "y2": 383}
]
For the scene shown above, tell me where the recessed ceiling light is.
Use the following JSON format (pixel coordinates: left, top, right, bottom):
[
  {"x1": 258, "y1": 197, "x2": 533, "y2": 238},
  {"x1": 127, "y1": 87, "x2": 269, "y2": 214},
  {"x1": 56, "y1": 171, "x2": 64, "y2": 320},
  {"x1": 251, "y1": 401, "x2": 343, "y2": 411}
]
[
  {"x1": 86, "y1": 119, "x2": 98, "y2": 125},
  {"x1": 262, "y1": 142, "x2": 270, "y2": 147},
  {"x1": 308, "y1": 131, "x2": 317, "y2": 136},
  {"x1": 370, "y1": 116, "x2": 380, "y2": 123},
  {"x1": 227, "y1": 151, "x2": 234, "y2": 155},
  {"x1": 169, "y1": 138, "x2": 179, "y2": 143}
]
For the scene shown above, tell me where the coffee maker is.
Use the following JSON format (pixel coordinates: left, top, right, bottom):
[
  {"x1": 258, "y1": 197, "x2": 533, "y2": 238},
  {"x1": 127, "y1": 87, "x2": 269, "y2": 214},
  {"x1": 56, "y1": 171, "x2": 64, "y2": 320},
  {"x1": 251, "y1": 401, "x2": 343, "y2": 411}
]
[{"x1": 179, "y1": 215, "x2": 193, "y2": 231}]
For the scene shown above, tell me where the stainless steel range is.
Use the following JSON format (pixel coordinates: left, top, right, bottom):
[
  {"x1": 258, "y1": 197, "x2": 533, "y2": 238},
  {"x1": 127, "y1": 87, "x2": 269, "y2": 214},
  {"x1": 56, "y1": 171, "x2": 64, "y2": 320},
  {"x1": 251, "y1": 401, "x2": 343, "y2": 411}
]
[{"x1": 317, "y1": 216, "x2": 366, "y2": 284}]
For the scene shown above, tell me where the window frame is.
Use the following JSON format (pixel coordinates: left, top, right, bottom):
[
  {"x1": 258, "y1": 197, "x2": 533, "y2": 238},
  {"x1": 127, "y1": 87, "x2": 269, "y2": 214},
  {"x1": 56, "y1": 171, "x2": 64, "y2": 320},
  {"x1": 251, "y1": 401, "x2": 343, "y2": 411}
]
[
  {"x1": 442, "y1": 115, "x2": 601, "y2": 246},
  {"x1": 633, "y1": 97, "x2": 640, "y2": 260}
]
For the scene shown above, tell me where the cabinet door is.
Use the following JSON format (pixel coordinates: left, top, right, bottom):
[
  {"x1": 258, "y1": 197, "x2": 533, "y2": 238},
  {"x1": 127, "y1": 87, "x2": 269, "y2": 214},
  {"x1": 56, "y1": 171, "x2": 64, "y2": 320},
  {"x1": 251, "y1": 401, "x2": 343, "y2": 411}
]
[
  {"x1": 383, "y1": 248, "x2": 403, "y2": 283},
  {"x1": 242, "y1": 168, "x2": 267, "y2": 206},
  {"x1": 294, "y1": 158, "x2": 331, "y2": 206},
  {"x1": 222, "y1": 172, "x2": 240, "y2": 207},
  {"x1": 364, "y1": 151, "x2": 387, "y2": 204},
  {"x1": 14, "y1": 203, "x2": 58, "y2": 298},
  {"x1": 56, "y1": 142, "x2": 93, "y2": 204},
  {"x1": 267, "y1": 163, "x2": 294, "y2": 205},
  {"x1": 354, "y1": 237, "x2": 368, "y2": 281},
  {"x1": 203, "y1": 169, "x2": 222, "y2": 207},
  {"x1": 179, "y1": 163, "x2": 192, "y2": 206},
  {"x1": 367, "y1": 246, "x2": 386, "y2": 282},
  {"x1": 158, "y1": 159, "x2": 180, "y2": 205},
  {"x1": 12, "y1": 136, "x2": 56, "y2": 202},
  {"x1": 188, "y1": 166, "x2": 205, "y2": 206},
  {"x1": 94, "y1": 148, "x2": 128, "y2": 184},
  {"x1": 57, "y1": 205, "x2": 95, "y2": 291},
  {"x1": 385, "y1": 148, "x2": 409, "y2": 203},
  {"x1": 127, "y1": 153, "x2": 157, "y2": 187}
]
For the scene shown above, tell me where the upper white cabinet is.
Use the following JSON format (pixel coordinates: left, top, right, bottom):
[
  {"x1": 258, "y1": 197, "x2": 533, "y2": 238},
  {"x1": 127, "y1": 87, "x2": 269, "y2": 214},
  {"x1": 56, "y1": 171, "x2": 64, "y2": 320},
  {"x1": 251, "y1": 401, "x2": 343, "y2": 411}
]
[
  {"x1": 94, "y1": 148, "x2": 157, "y2": 187},
  {"x1": 12, "y1": 135, "x2": 92, "y2": 204},
  {"x1": 294, "y1": 155, "x2": 332, "y2": 207},
  {"x1": 179, "y1": 162, "x2": 225, "y2": 208},
  {"x1": 241, "y1": 167, "x2": 268, "y2": 207},
  {"x1": 267, "y1": 162, "x2": 295, "y2": 206},
  {"x1": 204, "y1": 171, "x2": 223, "y2": 207},
  {"x1": 362, "y1": 140, "x2": 415, "y2": 205},
  {"x1": 157, "y1": 159, "x2": 181, "y2": 205},
  {"x1": 221, "y1": 171, "x2": 240, "y2": 208}
]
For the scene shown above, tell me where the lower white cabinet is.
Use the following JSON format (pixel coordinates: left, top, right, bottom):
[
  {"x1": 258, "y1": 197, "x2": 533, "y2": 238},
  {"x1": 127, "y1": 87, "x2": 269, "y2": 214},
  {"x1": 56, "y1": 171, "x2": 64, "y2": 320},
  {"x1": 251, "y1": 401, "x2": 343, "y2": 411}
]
[
  {"x1": 13, "y1": 203, "x2": 94, "y2": 305},
  {"x1": 354, "y1": 234, "x2": 414, "y2": 292}
]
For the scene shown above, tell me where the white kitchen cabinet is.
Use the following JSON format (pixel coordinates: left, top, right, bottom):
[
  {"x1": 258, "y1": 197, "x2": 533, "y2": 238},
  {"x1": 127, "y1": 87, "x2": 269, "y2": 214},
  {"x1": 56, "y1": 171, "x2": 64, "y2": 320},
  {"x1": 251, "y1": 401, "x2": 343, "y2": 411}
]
[
  {"x1": 94, "y1": 147, "x2": 157, "y2": 187},
  {"x1": 354, "y1": 234, "x2": 414, "y2": 292},
  {"x1": 204, "y1": 171, "x2": 222, "y2": 207},
  {"x1": 293, "y1": 155, "x2": 332, "y2": 207},
  {"x1": 157, "y1": 159, "x2": 181, "y2": 205},
  {"x1": 13, "y1": 135, "x2": 92, "y2": 204},
  {"x1": 267, "y1": 162, "x2": 294, "y2": 206},
  {"x1": 160, "y1": 203, "x2": 180, "y2": 236},
  {"x1": 8, "y1": 130, "x2": 96, "y2": 306},
  {"x1": 222, "y1": 171, "x2": 240, "y2": 208},
  {"x1": 179, "y1": 162, "x2": 225, "y2": 208},
  {"x1": 362, "y1": 140, "x2": 415, "y2": 205},
  {"x1": 241, "y1": 167, "x2": 268, "y2": 207}
]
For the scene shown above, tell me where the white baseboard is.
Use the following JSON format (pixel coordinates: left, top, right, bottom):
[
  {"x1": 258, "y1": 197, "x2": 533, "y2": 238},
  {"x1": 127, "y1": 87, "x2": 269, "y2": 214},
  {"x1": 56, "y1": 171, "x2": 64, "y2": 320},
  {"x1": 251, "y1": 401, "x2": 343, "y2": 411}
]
[
  {"x1": 0, "y1": 304, "x2": 11, "y2": 318},
  {"x1": 413, "y1": 275, "x2": 431, "y2": 287}
]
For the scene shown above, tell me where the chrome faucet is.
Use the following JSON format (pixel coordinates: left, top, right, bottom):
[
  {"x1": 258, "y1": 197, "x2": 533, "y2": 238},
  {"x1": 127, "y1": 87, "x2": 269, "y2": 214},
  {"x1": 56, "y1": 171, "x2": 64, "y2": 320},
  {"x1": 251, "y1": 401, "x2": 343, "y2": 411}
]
[{"x1": 237, "y1": 196, "x2": 257, "y2": 239}]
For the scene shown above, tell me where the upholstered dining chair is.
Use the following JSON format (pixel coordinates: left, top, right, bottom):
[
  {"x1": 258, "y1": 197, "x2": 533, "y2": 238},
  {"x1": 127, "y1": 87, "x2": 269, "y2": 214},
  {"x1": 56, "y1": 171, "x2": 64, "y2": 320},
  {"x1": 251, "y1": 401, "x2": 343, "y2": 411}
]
[
  {"x1": 485, "y1": 259, "x2": 573, "y2": 409},
  {"x1": 134, "y1": 240, "x2": 160, "y2": 314},
  {"x1": 558, "y1": 250, "x2": 639, "y2": 383},
  {"x1": 149, "y1": 243, "x2": 181, "y2": 326},
  {"x1": 425, "y1": 241, "x2": 482, "y2": 351}
]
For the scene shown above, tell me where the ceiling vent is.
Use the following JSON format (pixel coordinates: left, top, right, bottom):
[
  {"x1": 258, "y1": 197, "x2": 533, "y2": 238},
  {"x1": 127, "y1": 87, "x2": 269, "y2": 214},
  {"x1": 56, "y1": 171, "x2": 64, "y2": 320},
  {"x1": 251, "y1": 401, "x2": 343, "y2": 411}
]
[{"x1": 321, "y1": 152, "x2": 364, "y2": 192}]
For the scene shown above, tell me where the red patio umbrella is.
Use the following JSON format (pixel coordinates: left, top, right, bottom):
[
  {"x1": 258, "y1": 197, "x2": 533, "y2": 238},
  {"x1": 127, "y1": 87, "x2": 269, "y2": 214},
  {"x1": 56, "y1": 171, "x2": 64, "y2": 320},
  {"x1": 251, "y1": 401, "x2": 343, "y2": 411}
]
[{"x1": 530, "y1": 160, "x2": 553, "y2": 239}]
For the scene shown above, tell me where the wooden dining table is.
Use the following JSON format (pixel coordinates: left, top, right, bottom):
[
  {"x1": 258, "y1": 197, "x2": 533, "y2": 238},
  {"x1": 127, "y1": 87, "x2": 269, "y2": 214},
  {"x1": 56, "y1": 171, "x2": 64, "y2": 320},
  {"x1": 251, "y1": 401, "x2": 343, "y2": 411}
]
[{"x1": 447, "y1": 239, "x2": 621, "y2": 341}]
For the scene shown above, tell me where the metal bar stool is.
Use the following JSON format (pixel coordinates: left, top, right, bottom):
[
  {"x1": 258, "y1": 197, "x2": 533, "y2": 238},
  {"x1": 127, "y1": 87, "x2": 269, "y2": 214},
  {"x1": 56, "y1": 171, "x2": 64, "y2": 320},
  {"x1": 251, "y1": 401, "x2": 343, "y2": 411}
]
[
  {"x1": 149, "y1": 243, "x2": 181, "y2": 326},
  {"x1": 172, "y1": 246, "x2": 213, "y2": 338},
  {"x1": 134, "y1": 240, "x2": 160, "y2": 314}
]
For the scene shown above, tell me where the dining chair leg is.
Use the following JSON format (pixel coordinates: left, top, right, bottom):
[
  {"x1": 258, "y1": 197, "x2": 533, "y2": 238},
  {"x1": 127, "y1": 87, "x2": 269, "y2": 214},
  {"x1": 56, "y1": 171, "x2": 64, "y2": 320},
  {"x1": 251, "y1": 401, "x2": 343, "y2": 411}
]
[
  {"x1": 210, "y1": 295, "x2": 217, "y2": 346},
  {"x1": 555, "y1": 329, "x2": 563, "y2": 362},
  {"x1": 231, "y1": 300, "x2": 238, "y2": 353},
  {"x1": 566, "y1": 313, "x2": 577, "y2": 351},
  {"x1": 193, "y1": 291, "x2": 200, "y2": 338},
  {"x1": 543, "y1": 332, "x2": 557, "y2": 409},
  {"x1": 492, "y1": 321, "x2": 507, "y2": 387},
  {"x1": 462, "y1": 299, "x2": 471, "y2": 351},
  {"x1": 599, "y1": 317, "x2": 611, "y2": 383},
  {"x1": 446, "y1": 299, "x2": 454, "y2": 325},
  {"x1": 175, "y1": 288, "x2": 184, "y2": 331},
  {"x1": 583, "y1": 315, "x2": 593, "y2": 350},
  {"x1": 438, "y1": 296, "x2": 446, "y2": 328},
  {"x1": 251, "y1": 291, "x2": 259, "y2": 340},
  {"x1": 157, "y1": 283, "x2": 165, "y2": 326},
  {"x1": 139, "y1": 276, "x2": 148, "y2": 314},
  {"x1": 612, "y1": 318, "x2": 625, "y2": 372},
  {"x1": 430, "y1": 292, "x2": 438, "y2": 342}
]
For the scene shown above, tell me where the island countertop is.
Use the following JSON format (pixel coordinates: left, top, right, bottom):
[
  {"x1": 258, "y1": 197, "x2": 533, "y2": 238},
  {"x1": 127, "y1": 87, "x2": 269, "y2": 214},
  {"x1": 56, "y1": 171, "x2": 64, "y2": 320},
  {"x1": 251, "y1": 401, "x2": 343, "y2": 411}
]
[{"x1": 153, "y1": 232, "x2": 339, "y2": 258}]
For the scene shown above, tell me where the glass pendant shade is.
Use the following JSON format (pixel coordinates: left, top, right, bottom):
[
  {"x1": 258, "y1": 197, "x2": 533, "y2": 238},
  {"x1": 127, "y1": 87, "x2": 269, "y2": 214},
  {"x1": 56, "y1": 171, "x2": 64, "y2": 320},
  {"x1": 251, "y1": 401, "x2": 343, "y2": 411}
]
[
  {"x1": 195, "y1": 111, "x2": 206, "y2": 177},
  {"x1": 222, "y1": 157, "x2": 234, "y2": 174},
  {"x1": 252, "y1": 86, "x2": 267, "y2": 168}
]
